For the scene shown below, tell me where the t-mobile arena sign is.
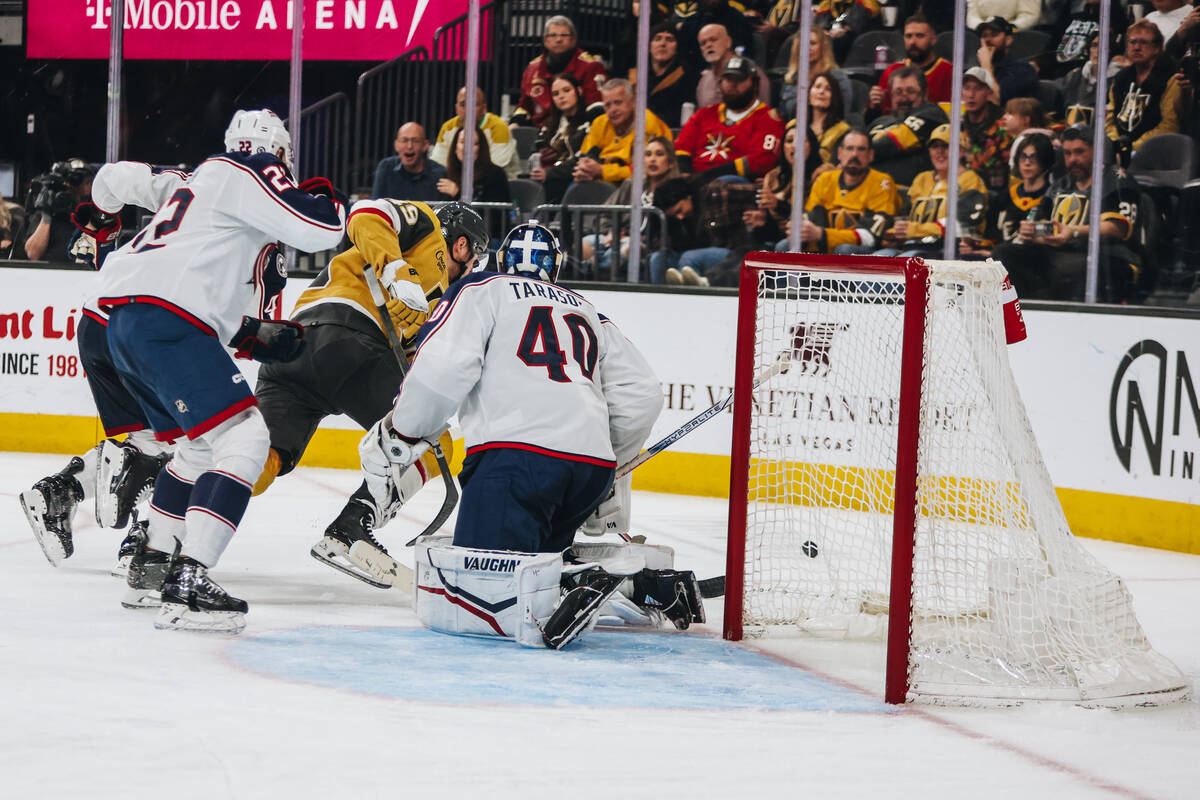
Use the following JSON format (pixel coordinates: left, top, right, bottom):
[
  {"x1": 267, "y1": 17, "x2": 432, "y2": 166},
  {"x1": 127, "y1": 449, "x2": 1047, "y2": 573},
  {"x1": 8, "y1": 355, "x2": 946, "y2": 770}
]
[{"x1": 28, "y1": 0, "x2": 473, "y2": 60}]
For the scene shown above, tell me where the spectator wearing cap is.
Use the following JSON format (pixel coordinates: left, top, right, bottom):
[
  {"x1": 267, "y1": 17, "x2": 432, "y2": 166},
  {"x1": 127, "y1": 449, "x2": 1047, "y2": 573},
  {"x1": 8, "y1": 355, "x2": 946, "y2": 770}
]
[
  {"x1": 643, "y1": 23, "x2": 700, "y2": 128},
  {"x1": 992, "y1": 125, "x2": 1143, "y2": 302},
  {"x1": 676, "y1": 55, "x2": 785, "y2": 181},
  {"x1": 695, "y1": 24, "x2": 772, "y2": 109},
  {"x1": 867, "y1": 65, "x2": 949, "y2": 186},
  {"x1": 962, "y1": 66, "x2": 1014, "y2": 190},
  {"x1": 876, "y1": 123, "x2": 990, "y2": 257},
  {"x1": 1106, "y1": 20, "x2": 1182, "y2": 153},
  {"x1": 871, "y1": 16, "x2": 955, "y2": 116},
  {"x1": 966, "y1": 0, "x2": 1041, "y2": 32},
  {"x1": 976, "y1": 17, "x2": 1040, "y2": 103}
]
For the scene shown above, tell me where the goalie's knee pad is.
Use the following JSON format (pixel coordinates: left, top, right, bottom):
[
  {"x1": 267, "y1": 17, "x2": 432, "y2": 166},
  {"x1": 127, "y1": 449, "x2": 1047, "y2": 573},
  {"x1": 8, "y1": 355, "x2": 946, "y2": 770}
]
[
  {"x1": 414, "y1": 537, "x2": 562, "y2": 648},
  {"x1": 204, "y1": 407, "x2": 270, "y2": 486},
  {"x1": 579, "y1": 473, "x2": 632, "y2": 537}
]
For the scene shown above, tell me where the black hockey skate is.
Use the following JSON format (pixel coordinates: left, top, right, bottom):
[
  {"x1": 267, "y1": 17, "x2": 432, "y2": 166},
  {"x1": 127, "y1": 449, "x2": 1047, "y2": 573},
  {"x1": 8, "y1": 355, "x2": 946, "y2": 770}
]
[
  {"x1": 311, "y1": 494, "x2": 398, "y2": 589},
  {"x1": 111, "y1": 512, "x2": 149, "y2": 579},
  {"x1": 96, "y1": 440, "x2": 169, "y2": 529},
  {"x1": 121, "y1": 529, "x2": 173, "y2": 609},
  {"x1": 19, "y1": 456, "x2": 85, "y2": 566},
  {"x1": 155, "y1": 556, "x2": 248, "y2": 633},
  {"x1": 542, "y1": 567, "x2": 625, "y2": 650},
  {"x1": 632, "y1": 569, "x2": 706, "y2": 630}
]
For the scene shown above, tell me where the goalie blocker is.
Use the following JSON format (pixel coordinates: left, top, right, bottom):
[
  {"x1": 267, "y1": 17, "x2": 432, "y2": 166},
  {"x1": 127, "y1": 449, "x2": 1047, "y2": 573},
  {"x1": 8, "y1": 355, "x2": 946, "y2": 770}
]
[{"x1": 414, "y1": 538, "x2": 705, "y2": 649}]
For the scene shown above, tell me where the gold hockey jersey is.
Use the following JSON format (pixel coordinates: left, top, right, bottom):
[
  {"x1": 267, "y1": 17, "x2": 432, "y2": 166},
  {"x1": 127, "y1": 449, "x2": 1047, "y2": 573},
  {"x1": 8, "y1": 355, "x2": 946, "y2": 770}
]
[
  {"x1": 292, "y1": 199, "x2": 450, "y2": 342},
  {"x1": 903, "y1": 168, "x2": 988, "y2": 240},
  {"x1": 805, "y1": 168, "x2": 900, "y2": 252}
]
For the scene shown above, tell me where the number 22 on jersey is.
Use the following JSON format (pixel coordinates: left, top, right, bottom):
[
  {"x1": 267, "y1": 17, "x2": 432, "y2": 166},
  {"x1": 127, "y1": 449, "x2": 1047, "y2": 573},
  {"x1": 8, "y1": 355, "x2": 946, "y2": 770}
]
[
  {"x1": 129, "y1": 188, "x2": 195, "y2": 252},
  {"x1": 517, "y1": 305, "x2": 598, "y2": 383}
]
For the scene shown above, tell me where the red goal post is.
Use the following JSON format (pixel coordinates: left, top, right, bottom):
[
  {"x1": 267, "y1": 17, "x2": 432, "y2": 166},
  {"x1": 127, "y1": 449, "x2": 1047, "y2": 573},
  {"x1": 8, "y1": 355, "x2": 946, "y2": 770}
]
[{"x1": 723, "y1": 252, "x2": 1189, "y2": 707}]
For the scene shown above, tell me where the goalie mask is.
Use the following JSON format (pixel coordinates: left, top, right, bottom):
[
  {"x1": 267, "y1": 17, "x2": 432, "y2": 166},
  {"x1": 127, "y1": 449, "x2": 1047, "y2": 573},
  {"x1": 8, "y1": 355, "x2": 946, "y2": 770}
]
[
  {"x1": 498, "y1": 221, "x2": 563, "y2": 283},
  {"x1": 225, "y1": 109, "x2": 293, "y2": 169}
]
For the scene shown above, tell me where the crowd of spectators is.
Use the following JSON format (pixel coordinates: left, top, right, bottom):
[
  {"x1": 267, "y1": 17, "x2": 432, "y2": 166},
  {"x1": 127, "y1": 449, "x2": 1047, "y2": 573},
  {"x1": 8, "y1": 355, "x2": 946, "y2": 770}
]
[
  {"x1": 10, "y1": 1, "x2": 1200, "y2": 304},
  {"x1": 438, "y1": 1, "x2": 1200, "y2": 304}
]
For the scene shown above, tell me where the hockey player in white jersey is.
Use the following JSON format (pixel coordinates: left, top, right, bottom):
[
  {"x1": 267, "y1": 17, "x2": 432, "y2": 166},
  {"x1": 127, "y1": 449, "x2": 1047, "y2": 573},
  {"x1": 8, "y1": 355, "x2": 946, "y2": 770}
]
[
  {"x1": 20, "y1": 162, "x2": 191, "y2": 570},
  {"x1": 94, "y1": 109, "x2": 345, "y2": 632},
  {"x1": 359, "y1": 221, "x2": 705, "y2": 647}
]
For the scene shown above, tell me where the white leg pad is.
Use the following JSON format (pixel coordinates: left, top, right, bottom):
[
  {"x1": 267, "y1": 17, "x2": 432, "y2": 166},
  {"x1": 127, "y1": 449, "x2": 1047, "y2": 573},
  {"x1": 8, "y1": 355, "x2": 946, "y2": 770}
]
[
  {"x1": 414, "y1": 538, "x2": 562, "y2": 648},
  {"x1": 570, "y1": 541, "x2": 675, "y2": 572}
]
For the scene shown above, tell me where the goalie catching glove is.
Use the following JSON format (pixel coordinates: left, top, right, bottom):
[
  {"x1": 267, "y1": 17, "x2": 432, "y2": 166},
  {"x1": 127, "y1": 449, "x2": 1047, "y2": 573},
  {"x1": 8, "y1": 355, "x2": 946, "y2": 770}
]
[
  {"x1": 228, "y1": 316, "x2": 306, "y2": 363},
  {"x1": 379, "y1": 261, "x2": 431, "y2": 336}
]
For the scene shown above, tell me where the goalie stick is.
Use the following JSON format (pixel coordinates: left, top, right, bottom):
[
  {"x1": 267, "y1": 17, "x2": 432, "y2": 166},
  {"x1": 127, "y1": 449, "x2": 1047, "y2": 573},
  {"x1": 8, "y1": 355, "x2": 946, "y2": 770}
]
[
  {"x1": 615, "y1": 331, "x2": 802, "y2": 480},
  {"x1": 355, "y1": 267, "x2": 460, "y2": 592}
]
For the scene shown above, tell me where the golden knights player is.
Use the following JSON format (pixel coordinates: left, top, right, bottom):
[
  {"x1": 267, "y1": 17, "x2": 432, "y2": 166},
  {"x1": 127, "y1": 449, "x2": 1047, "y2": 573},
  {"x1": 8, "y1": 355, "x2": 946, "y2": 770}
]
[
  {"x1": 801, "y1": 129, "x2": 901, "y2": 254},
  {"x1": 250, "y1": 200, "x2": 489, "y2": 586},
  {"x1": 992, "y1": 125, "x2": 1141, "y2": 302}
]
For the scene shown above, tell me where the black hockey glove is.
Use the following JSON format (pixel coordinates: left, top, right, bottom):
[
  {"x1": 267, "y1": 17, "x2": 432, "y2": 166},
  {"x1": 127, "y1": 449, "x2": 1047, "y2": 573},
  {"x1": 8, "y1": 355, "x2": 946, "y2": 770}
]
[{"x1": 229, "y1": 316, "x2": 306, "y2": 364}]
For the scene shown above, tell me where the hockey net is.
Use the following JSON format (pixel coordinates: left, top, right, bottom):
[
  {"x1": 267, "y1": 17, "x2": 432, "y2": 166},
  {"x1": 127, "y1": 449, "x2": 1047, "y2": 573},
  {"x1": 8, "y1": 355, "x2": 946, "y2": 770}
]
[{"x1": 724, "y1": 253, "x2": 1189, "y2": 706}]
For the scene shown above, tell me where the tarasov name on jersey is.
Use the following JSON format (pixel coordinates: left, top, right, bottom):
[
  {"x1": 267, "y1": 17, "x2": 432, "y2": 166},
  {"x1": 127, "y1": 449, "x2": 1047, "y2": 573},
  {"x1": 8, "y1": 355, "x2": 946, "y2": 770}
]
[{"x1": 508, "y1": 281, "x2": 582, "y2": 307}]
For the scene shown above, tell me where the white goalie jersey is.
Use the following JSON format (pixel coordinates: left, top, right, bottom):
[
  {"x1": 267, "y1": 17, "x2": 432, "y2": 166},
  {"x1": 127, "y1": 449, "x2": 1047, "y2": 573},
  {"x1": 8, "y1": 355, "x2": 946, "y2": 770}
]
[
  {"x1": 391, "y1": 271, "x2": 662, "y2": 467},
  {"x1": 96, "y1": 151, "x2": 345, "y2": 343}
]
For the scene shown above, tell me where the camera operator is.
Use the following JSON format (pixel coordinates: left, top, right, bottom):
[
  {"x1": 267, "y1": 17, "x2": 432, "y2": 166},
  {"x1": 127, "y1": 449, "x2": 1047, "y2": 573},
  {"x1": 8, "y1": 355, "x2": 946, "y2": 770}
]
[
  {"x1": 22, "y1": 159, "x2": 95, "y2": 262},
  {"x1": 992, "y1": 125, "x2": 1142, "y2": 302}
]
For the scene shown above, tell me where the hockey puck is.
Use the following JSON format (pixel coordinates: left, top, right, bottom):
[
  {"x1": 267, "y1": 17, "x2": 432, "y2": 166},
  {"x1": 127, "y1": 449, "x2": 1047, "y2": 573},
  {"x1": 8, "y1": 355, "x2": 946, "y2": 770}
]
[{"x1": 801, "y1": 540, "x2": 819, "y2": 558}]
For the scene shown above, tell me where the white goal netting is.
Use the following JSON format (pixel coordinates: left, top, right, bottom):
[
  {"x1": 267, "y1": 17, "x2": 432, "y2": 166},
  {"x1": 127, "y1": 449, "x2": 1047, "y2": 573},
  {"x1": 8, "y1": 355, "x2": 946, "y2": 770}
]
[{"x1": 736, "y1": 258, "x2": 1188, "y2": 705}]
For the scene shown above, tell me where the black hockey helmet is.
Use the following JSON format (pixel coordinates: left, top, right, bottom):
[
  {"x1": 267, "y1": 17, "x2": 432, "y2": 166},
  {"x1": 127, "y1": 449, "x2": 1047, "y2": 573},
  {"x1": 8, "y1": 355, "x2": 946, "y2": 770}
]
[
  {"x1": 497, "y1": 220, "x2": 563, "y2": 283},
  {"x1": 436, "y1": 202, "x2": 490, "y2": 257}
]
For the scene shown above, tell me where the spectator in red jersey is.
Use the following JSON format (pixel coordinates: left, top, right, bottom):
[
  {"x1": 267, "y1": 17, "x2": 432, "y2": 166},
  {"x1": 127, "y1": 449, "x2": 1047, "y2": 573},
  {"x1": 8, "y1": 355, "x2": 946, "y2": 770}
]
[
  {"x1": 510, "y1": 15, "x2": 608, "y2": 129},
  {"x1": 675, "y1": 56, "x2": 785, "y2": 183},
  {"x1": 869, "y1": 16, "x2": 954, "y2": 116}
]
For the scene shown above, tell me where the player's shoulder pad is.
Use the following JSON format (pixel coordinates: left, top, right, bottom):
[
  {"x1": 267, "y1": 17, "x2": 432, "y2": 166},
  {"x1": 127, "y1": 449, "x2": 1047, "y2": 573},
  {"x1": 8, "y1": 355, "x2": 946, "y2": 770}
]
[{"x1": 767, "y1": 107, "x2": 783, "y2": 122}]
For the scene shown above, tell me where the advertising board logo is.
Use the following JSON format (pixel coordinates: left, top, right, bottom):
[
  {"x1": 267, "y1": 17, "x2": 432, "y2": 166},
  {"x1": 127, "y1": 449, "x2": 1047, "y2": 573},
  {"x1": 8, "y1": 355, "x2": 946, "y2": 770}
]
[
  {"x1": 789, "y1": 322, "x2": 848, "y2": 377},
  {"x1": 1109, "y1": 339, "x2": 1200, "y2": 478}
]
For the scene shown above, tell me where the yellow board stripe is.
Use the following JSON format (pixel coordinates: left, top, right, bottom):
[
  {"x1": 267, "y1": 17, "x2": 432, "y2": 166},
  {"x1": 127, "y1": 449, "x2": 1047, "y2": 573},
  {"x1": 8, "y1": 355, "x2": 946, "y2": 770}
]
[{"x1": 3, "y1": 412, "x2": 1196, "y2": 555}]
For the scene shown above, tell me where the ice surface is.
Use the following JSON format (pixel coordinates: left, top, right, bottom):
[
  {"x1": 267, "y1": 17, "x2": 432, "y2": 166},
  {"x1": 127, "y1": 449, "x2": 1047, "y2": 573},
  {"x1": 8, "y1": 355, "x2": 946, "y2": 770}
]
[{"x1": 1, "y1": 452, "x2": 1197, "y2": 799}]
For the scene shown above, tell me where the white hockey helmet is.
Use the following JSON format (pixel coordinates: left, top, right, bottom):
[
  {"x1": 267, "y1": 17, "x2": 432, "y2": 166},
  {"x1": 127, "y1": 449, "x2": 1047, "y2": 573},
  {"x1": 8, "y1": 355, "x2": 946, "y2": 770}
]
[{"x1": 224, "y1": 109, "x2": 292, "y2": 168}]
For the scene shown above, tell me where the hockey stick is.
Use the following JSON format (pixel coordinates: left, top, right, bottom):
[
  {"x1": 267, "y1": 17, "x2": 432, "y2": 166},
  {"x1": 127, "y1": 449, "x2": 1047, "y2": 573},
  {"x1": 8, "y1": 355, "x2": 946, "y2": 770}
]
[
  {"x1": 363, "y1": 268, "x2": 460, "y2": 551},
  {"x1": 615, "y1": 349, "x2": 793, "y2": 480}
]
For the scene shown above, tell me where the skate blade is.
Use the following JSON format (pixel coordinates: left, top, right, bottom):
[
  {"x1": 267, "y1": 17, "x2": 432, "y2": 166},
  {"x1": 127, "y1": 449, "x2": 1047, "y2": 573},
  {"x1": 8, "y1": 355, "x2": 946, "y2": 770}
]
[
  {"x1": 310, "y1": 538, "x2": 393, "y2": 590},
  {"x1": 154, "y1": 604, "x2": 245, "y2": 634},
  {"x1": 348, "y1": 540, "x2": 414, "y2": 594},
  {"x1": 121, "y1": 587, "x2": 162, "y2": 609},
  {"x1": 19, "y1": 491, "x2": 66, "y2": 567},
  {"x1": 111, "y1": 556, "x2": 132, "y2": 580}
]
